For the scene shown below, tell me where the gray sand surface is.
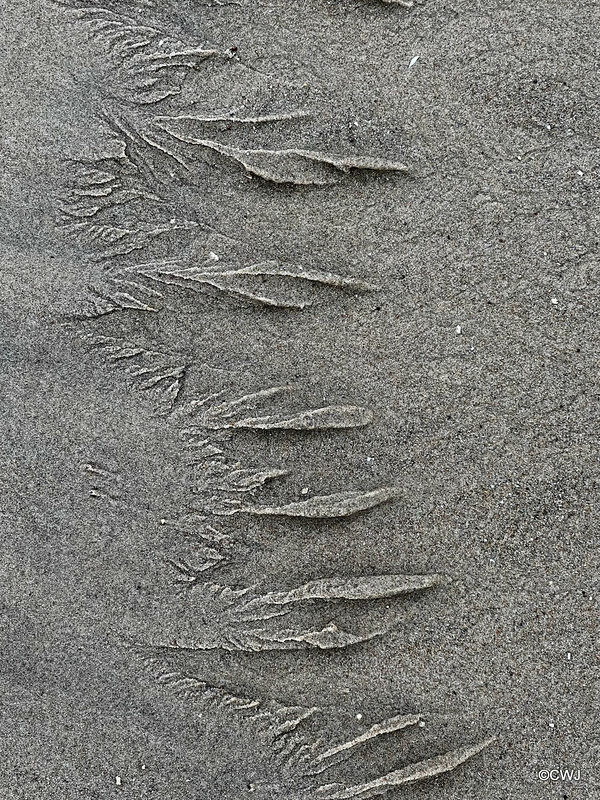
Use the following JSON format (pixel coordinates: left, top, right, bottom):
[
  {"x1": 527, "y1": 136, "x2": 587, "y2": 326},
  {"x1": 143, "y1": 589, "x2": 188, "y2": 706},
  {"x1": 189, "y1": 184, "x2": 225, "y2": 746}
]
[{"x1": 1, "y1": 1, "x2": 599, "y2": 798}]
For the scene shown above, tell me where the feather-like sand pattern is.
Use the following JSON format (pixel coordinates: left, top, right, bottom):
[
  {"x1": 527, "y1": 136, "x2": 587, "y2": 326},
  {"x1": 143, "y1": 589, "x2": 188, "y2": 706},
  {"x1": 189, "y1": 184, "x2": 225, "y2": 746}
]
[
  {"x1": 158, "y1": 122, "x2": 408, "y2": 184},
  {"x1": 245, "y1": 574, "x2": 444, "y2": 608},
  {"x1": 138, "y1": 268, "x2": 309, "y2": 308},
  {"x1": 53, "y1": 0, "x2": 494, "y2": 794},
  {"x1": 317, "y1": 738, "x2": 495, "y2": 799},
  {"x1": 87, "y1": 334, "x2": 186, "y2": 411},
  {"x1": 162, "y1": 570, "x2": 439, "y2": 651},
  {"x1": 131, "y1": 260, "x2": 376, "y2": 309},
  {"x1": 85, "y1": 281, "x2": 161, "y2": 317},
  {"x1": 255, "y1": 623, "x2": 380, "y2": 651},
  {"x1": 155, "y1": 111, "x2": 309, "y2": 126},
  {"x1": 179, "y1": 387, "x2": 373, "y2": 440},
  {"x1": 229, "y1": 261, "x2": 377, "y2": 290},
  {"x1": 169, "y1": 622, "x2": 383, "y2": 652},
  {"x1": 142, "y1": 656, "x2": 493, "y2": 795},
  {"x1": 192, "y1": 405, "x2": 373, "y2": 432},
  {"x1": 53, "y1": 2, "x2": 218, "y2": 104},
  {"x1": 228, "y1": 406, "x2": 373, "y2": 431},
  {"x1": 310, "y1": 714, "x2": 422, "y2": 773},
  {"x1": 216, "y1": 487, "x2": 399, "y2": 518},
  {"x1": 201, "y1": 465, "x2": 289, "y2": 493}
]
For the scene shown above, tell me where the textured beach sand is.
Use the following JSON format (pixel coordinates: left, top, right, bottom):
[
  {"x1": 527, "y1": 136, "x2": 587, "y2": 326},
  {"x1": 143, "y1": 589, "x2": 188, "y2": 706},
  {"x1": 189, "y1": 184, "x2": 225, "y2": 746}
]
[{"x1": 1, "y1": 1, "x2": 599, "y2": 798}]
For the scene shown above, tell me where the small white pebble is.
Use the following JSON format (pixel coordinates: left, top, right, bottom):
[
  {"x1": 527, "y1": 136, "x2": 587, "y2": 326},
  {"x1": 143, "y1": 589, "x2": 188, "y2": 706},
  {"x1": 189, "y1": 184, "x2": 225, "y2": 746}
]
[
  {"x1": 209, "y1": 252, "x2": 220, "y2": 261},
  {"x1": 567, "y1": 652, "x2": 572, "y2": 660},
  {"x1": 549, "y1": 721, "x2": 555, "y2": 728},
  {"x1": 141, "y1": 765, "x2": 146, "y2": 770},
  {"x1": 366, "y1": 457, "x2": 373, "y2": 463},
  {"x1": 418, "y1": 720, "x2": 426, "y2": 728},
  {"x1": 116, "y1": 776, "x2": 122, "y2": 787},
  {"x1": 577, "y1": 170, "x2": 584, "y2": 176},
  {"x1": 455, "y1": 325, "x2": 462, "y2": 334},
  {"x1": 356, "y1": 713, "x2": 363, "y2": 720},
  {"x1": 301, "y1": 487, "x2": 309, "y2": 495},
  {"x1": 409, "y1": 55, "x2": 420, "y2": 68},
  {"x1": 551, "y1": 297, "x2": 559, "y2": 305}
]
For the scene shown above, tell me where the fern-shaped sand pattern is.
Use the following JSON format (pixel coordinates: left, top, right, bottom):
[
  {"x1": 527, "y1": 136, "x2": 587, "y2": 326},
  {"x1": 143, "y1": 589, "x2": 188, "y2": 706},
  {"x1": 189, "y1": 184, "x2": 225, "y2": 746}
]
[{"x1": 53, "y1": 0, "x2": 494, "y2": 793}]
